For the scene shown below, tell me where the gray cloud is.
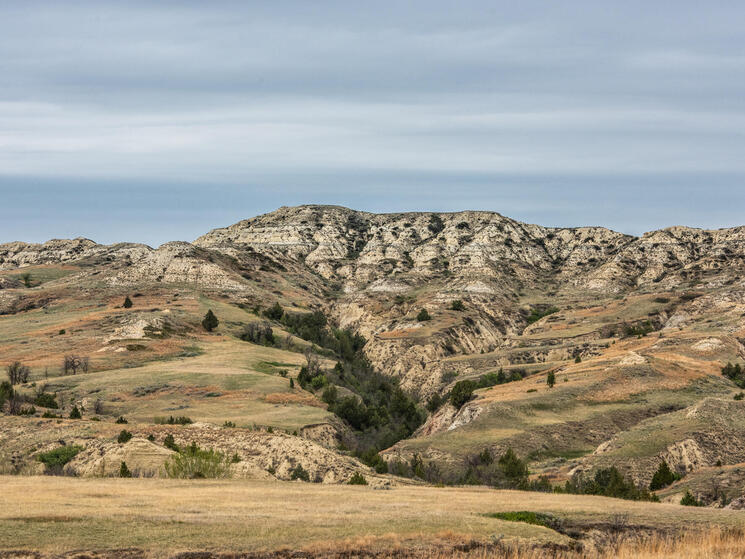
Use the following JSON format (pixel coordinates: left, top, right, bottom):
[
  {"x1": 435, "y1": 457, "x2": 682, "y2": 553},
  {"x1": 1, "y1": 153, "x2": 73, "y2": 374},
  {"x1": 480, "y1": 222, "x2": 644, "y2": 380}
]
[{"x1": 0, "y1": 1, "x2": 744, "y2": 244}]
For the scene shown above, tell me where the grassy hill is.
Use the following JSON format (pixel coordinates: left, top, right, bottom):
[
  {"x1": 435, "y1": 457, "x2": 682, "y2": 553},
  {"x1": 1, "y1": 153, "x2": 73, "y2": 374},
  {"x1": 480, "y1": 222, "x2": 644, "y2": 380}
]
[{"x1": 3, "y1": 207, "x2": 745, "y2": 555}]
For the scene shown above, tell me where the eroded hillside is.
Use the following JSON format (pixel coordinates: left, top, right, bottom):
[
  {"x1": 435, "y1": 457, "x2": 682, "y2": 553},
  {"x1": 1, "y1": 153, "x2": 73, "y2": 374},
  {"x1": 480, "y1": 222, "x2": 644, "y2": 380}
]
[{"x1": 2, "y1": 205, "x2": 745, "y2": 505}]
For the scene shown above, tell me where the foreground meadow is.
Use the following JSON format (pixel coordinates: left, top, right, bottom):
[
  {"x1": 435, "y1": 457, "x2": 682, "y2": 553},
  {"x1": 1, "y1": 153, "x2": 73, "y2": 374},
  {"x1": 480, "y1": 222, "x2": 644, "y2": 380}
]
[{"x1": 0, "y1": 476, "x2": 743, "y2": 557}]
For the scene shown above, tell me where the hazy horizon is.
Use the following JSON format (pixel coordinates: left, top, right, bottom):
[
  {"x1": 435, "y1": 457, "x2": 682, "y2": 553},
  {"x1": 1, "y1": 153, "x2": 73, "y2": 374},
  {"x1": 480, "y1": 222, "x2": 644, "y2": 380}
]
[{"x1": 2, "y1": 1, "x2": 744, "y2": 245}]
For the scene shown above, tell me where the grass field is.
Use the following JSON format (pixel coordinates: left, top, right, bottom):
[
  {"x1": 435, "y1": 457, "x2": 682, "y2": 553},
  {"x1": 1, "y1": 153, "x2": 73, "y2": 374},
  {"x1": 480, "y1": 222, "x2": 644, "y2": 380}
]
[
  {"x1": 18, "y1": 337, "x2": 333, "y2": 430},
  {"x1": 0, "y1": 476, "x2": 743, "y2": 556}
]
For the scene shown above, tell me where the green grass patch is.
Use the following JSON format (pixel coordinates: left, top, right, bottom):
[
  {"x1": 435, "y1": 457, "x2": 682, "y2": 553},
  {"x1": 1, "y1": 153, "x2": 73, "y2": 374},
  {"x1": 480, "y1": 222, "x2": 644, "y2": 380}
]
[{"x1": 485, "y1": 511, "x2": 559, "y2": 530}]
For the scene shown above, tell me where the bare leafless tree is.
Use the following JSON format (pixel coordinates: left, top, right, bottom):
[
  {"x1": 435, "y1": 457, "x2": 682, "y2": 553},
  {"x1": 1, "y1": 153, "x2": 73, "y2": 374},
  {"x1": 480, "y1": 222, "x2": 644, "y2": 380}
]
[
  {"x1": 63, "y1": 355, "x2": 90, "y2": 375},
  {"x1": 6, "y1": 362, "x2": 30, "y2": 385},
  {"x1": 304, "y1": 349, "x2": 321, "y2": 378},
  {"x1": 6, "y1": 393, "x2": 22, "y2": 415}
]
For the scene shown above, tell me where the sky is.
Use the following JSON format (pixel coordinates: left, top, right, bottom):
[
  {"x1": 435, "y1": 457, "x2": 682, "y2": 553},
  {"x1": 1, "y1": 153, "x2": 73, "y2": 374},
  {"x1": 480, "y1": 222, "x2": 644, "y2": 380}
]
[{"x1": 1, "y1": 1, "x2": 745, "y2": 246}]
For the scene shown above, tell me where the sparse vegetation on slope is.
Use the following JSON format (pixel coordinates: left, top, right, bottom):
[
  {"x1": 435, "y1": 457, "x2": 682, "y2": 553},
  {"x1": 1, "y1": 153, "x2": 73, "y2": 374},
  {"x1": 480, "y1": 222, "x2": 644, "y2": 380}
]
[{"x1": 164, "y1": 442, "x2": 230, "y2": 479}]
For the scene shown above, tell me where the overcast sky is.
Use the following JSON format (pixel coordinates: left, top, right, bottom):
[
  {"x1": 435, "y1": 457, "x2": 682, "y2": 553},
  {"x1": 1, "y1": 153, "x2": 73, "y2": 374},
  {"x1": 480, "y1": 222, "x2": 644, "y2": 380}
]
[{"x1": 1, "y1": 1, "x2": 744, "y2": 246}]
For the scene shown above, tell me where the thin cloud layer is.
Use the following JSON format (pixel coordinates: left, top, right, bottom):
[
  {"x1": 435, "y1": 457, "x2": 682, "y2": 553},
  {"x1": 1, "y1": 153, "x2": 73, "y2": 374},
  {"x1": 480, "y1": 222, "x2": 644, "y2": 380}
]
[{"x1": 1, "y1": 1, "x2": 744, "y2": 244}]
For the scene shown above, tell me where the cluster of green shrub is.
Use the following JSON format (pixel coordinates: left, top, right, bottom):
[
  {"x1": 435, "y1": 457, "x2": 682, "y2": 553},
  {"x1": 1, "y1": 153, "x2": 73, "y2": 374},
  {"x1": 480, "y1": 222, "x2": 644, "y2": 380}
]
[
  {"x1": 163, "y1": 434, "x2": 179, "y2": 451},
  {"x1": 287, "y1": 314, "x2": 365, "y2": 361},
  {"x1": 348, "y1": 471, "x2": 368, "y2": 485},
  {"x1": 289, "y1": 463, "x2": 310, "y2": 481},
  {"x1": 485, "y1": 511, "x2": 559, "y2": 530},
  {"x1": 563, "y1": 466, "x2": 658, "y2": 502},
  {"x1": 387, "y1": 447, "x2": 550, "y2": 492},
  {"x1": 384, "y1": 451, "x2": 668, "y2": 505},
  {"x1": 459, "y1": 448, "x2": 552, "y2": 491},
  {"x1": 37, "y1": 445, "x2": 83, "y2": 474},
  {"x1": 164, "y1": 441, "x2": 231, "y2": 479},
  {"x1": 259, "y1": 303, "x2": 367, "y2": 362},
  {"x1": 525, "y1": 306, "x2": 559, "y2": 324},
  {"x1": 428, "y1": 214, "x2": 445, "y2": 235},
  {"x1": 33, "y1": 392, "x2": 58, "y2": 409},
  {"x1": 117, "y1": 430, "x2": 133, "y2": 443},
  {"x1": 314, "y1": 357, "x2": 424, "y2": 454},
  {"x1": 355, "y1": 447, "x2": 389, "y2": 474},
  {"x1": 680, "y1": 489, "x2": 703, "y2": 506},
  {"x1": 258, "y1": 306, "x2": 423, "y2": 458},
  {"x1": 154, "y1": 415, "x2": 193, "y2": 425},
  {"x1": 722, "y1": 362, "x2": 745, "y2": 388},
  {"x1": 427, "y1": 368, "x2": 526, "y2": 412},
  {"x1": 623, "y1": 320, "x2": 655, "y2": 338},
  {"x1": 417, "y1": 309, "x2": 431, "y2": 322}
]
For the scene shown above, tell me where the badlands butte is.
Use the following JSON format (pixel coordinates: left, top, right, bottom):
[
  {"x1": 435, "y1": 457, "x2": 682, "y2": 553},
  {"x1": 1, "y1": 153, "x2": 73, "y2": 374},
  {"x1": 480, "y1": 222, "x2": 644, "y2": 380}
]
[{"x1": 2, "y1": 204, "x2": 745, "y2": 556}]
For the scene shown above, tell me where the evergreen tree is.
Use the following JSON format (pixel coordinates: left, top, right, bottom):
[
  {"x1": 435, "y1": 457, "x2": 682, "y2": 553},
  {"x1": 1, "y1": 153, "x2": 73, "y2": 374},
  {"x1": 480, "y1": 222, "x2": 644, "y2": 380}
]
[
  {"x1": 69, "y1": 405, "x2": 81, "y2": 419},
  {"x1": 202, "y1": 309, "x2": 219, "y2": 332},
  {"x1": 450, "y1": 380, "x2": 476, "y2": 408},
  {"x1": 649, "y1": 461, "x2": 678, "y2": 490},
  {"x1": 263, "y1": 302, "x2": 284, "y2": 321},
  {"x1": 123, "y1": 296, "x2": 133, "y2": 308},
  {"x1": 417, "y1": 309, "x2": 432, "y2": 321},
  {"x1": 163, "y1": 434, "x2": 179, "y2": 452},
  {"x1": 496, "y1": 368, "x2": 506, "y2": 384},
  {"x1": 426, "y1": 392, "x2": 444, "y2": 413},
  {"x1": 680, "y1": 490, "x2": 701, "y2": 506},
  {"x1": 348, "y1": 471, "x2": 368, "y2": 485},
  {"x1": 547, "y1": 370, "x2": 556, "y2": 388},
  {"x1": 498, "y1": 448, "x2": 529, "y2": 480},
  {"x1": 119, "y1": 461, "x2": 132, "y2": 478},
  {"x1": 117, "y1": 429, "x2": 133, "y2": 444}
]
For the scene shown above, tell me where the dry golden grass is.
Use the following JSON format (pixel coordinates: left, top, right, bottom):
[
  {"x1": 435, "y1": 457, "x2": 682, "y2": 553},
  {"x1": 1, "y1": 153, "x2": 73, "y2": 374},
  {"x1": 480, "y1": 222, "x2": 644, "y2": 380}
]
[
  {"x1": 11, "y1": 336, "x2": 334, "y2": 429},
  {"x1": 263, "y1": 391, "x2": 325, "y2": 406},
  {"x1": 1, "y1": 476, "x2": 743, "y2": 556},
  {"x1": 419, "y1": 529, "x2": 745, "y2": 558}
]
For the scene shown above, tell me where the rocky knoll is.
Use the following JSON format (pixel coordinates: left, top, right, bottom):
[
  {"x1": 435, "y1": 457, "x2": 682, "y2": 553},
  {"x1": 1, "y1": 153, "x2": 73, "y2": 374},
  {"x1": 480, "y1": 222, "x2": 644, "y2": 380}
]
[
  {"x1": 194, "y1": 205, "x2": 634, "y2": 291},
  {"x1": 0, "y1": 238, "x2": 151, "y2": 270}
]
